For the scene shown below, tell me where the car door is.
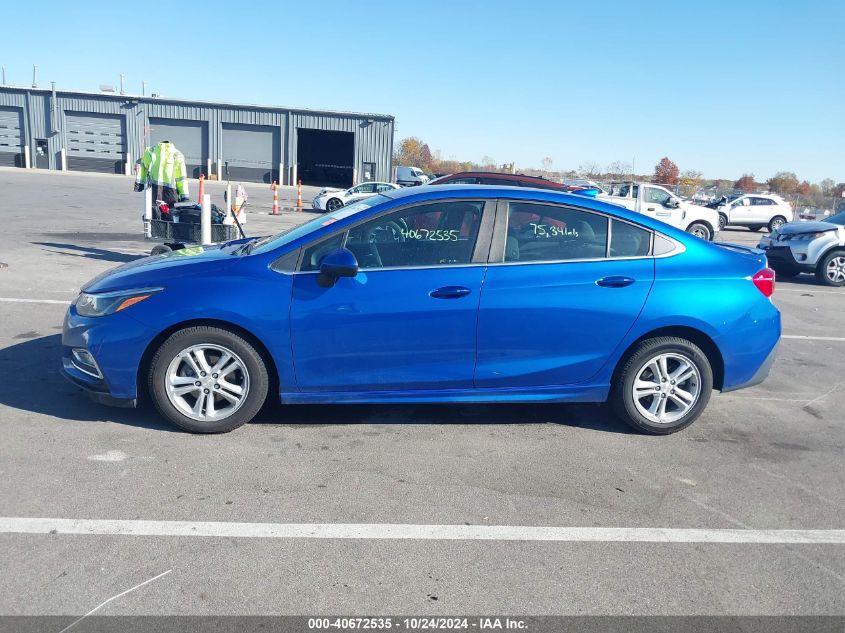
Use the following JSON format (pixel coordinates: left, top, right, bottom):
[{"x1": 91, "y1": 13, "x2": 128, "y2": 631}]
[
  {"x1": 289, "y1": 199, "x2": 492, "y2": 393},
  {"x1": 728, "y1": 196, "x2": 753, "y2": 223},
  {"x1": 749, "y1": 197, "x2": 774, "y2": 223},
  {"x1": 475, "y1": 200, "x2": 655, "y2": 387},
  {"x1": 639, "y1": 186, "x2": 684, "y2": 227}
]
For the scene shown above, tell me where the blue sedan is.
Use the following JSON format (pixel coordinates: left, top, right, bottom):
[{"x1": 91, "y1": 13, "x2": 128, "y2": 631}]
[{"x1": 62, "y1": 185, "x2": 781, "y2": 434}]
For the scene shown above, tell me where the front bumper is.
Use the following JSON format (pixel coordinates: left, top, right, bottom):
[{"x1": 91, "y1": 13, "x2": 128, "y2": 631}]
[
  {"x1": 759, "y1": 245, "x2": 815, "y2": 272},
  {"x1": 61, "y1": 304, "x2": 155, "y2": 404}
]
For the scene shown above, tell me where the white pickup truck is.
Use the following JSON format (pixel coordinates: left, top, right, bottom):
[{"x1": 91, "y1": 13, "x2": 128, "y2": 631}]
[{"x1": 601, "y1": 182, "x2": 720, "y2": 241}]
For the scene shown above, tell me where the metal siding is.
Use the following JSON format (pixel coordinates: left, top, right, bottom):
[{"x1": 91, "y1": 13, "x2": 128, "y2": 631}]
[{"x1": 0, "y1": 87, "x2": 393, "y2": 182}]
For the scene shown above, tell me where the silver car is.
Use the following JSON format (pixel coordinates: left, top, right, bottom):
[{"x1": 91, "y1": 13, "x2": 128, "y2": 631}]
[{"x1": 758, "y1": 212, "x2": 845, "y2": 286}]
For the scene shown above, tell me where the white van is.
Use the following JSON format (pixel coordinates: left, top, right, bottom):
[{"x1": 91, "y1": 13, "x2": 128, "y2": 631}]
[{"x1": 396, "y1": 166, "x2": 429, "y2": 187}]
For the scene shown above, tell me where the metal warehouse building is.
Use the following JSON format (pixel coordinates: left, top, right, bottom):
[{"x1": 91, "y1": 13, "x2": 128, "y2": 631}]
[{"x1": 0, "y1": 85, "x2": 394, "y2": 187}]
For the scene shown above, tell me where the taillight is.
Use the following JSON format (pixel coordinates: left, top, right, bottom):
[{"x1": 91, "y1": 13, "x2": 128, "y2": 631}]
[{"x1": 752, "y1": 267, "x2": 775, "y2": 297}]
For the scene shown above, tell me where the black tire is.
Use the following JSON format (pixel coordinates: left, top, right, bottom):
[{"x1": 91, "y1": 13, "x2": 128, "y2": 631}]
[
  {"x1": 148, "y1": 326, "x2": 269, "y2": 433},
  {"x1": 768, "y1": 216, "x2": 787, "y2": 232},
  {"x1": 611, "y1": 337, "x2": 713, "y2": 435},
  {"x1": 150, "y1": 244, "x2": 172, "y2": 255},
  {"x1": 686, "y1": 222, "x2": 712, "y2": 241},
  {"x1": 326, "y1": 198, "x2": 344, "y2": 212},
  {"x1": 815, "y1": 250, "x2": 845, "y2": 287},
  {"x1": 752, "y1": 226, "x2": 766, "y2": 232},
  {"x1": 718, "y1": 213, "x2": 728, "y2": 230}
]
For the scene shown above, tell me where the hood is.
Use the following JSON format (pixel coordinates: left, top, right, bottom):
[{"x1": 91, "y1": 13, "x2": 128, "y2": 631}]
[
  {"x1": 82, "y1": 244, "x2": 239, "y2": 293},
  {"x1": 317, "y1": 187, "x2": 343, "y2": 197},
  {"x1": 776, "y1": 220, "x2": 838, "y2": 235}
]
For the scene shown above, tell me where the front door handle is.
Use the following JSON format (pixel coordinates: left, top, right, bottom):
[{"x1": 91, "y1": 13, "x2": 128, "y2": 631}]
[
  {"x1": 596, "y1": 276, "x2": 636, "y2": 288},
  {"x1": 430, "y1": 286, "x2": 472, "y2": 299}
]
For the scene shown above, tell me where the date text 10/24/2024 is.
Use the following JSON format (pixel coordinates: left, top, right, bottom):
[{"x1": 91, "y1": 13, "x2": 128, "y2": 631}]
[{"x1": 307, "y1": 617, "x2": 528, "y2": 630}]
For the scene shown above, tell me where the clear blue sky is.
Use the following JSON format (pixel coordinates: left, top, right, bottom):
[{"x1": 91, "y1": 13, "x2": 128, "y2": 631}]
[{"x1": 3, "y1": 0, "x2": 843, "y2": 182}]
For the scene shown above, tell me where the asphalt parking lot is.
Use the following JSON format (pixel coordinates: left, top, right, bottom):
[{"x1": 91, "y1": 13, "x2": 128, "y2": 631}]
[{"x1": 0, "y1": 168, "x2": 843, "y2": 618}]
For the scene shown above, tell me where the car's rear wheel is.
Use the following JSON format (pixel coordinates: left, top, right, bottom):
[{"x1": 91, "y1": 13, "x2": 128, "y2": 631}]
[
  {"x1": 326, "y1": 198, "x2": 344, "y2": 212},
  {"x1": 816, "y1": 250, "x2": 845, "y2": 287},
  {"x1": 768, "y1": 216, "x2": 787, "y2": 232},
  {"x1": 148, "y1": 326, "x2": 269, "y2": 433},
  {"x1": 150, "y1": 244, "x2": 172, "y2": 255},
  {"x1": 686, "y1": 222, "x2": 712, "y2": 241},
  {"x1": 611, "y1": 337, "x2": 713, "y2": 435}
]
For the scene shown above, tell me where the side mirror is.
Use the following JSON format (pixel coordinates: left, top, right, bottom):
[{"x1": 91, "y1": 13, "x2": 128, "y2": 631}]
[
  {"x1": 317, "y1": 248, "x2": 359, "y2": 288},
  {"x1": 666, "y1": 198, "x2": 681, "y2": 209}
]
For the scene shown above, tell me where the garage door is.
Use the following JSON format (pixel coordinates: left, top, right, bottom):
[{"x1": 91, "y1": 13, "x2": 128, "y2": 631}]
[
  {"x1": 66, "y1": 112, "x2": 126, "y2": 174},
  {"x1": 0, "y1": 107, "x2": 24, "y2": 168},
  {"x1": 296, "y1": 129, "x2": 354, "y2": 188},
  {"x1": 221, "y1": 123, "x2": 279, "y2": 184},
  {"x1": 149, "y1": 118, "x2": 208, "y2": 179}
]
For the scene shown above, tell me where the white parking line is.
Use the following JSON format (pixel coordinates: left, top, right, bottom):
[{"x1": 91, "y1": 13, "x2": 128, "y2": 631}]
[
  {"x1": 0, "y1": 297, "x2": 70, "y2": 305},
  {"x1": 2, "y1": 518, "x2": 844, "y2": 544},
  {"x1": 782, "y1": 335, "x2": 845, "y2": 342}
]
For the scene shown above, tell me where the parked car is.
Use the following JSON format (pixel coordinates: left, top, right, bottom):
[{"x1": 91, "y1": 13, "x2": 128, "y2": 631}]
[
  {"x1": 716, "y1": 194, "x2": 793, "y2": 232},
  {"x1": 601, "y1": 182, "x2": 720, "y2": 240},
  {"x1": 312, "y1": 182, "x2": 399, "y2": 212},
  {"x1": 757, "y1": 212, "x2": 845, "y2": 285},
  {"x1": 62, "y1": 185, "x2": 780, "y2": 435},
  {"x1": 562, "y1": 178, "x2": 607, "y2": 195},
  {"x1": 429, "y1": 171, "x2": 600, "y2": 196},
  {"x1": 396, "y1": 166, "x2": 429, "y2": 186}
]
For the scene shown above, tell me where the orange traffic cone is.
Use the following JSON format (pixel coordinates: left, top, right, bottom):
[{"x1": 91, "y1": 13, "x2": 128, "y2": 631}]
[
  {"x1": 197, "y1": 173, "x2": 205, "y2": 205},
  {"x1": 271, "y1": 181, "x2": 279, "y2": 215},
  {"x1": 296, "y1": 180, "x2": 302, "y2": 210}
]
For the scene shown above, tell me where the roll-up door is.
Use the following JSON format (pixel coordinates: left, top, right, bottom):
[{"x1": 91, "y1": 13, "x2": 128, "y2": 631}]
[
  {"x1": 66, "y1": 112, "x2": 126, "y2": 174},
  {"x1": 149, "y1": 118, "x2": 208, "y2": 178},
  {"x1": 221, "y1": 123, "x2": 279, "y2": 184},
  {"x1": 0, "y1": 107, "x2": 24, "y2": 168}
]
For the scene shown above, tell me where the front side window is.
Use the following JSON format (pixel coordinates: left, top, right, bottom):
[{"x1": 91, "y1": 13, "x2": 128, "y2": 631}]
[
  {"x1": 301, "y1": 233, "x2": 345, "y2": 272},
  {"x1": 645, "y1": 187, "x2": 672, "y2": 205},
  {"x1": 505, "y1": 203, "x2": 608, "y2": 262},
  {"x1": 345, "y1": 201, "x2": 484, "y2": 269},
  {"x1": 354, "y1": 183, "x2": 377, "y2": 194}
]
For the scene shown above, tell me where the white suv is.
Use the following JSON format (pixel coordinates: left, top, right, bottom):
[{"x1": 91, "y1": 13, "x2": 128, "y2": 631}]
[{"x1": 717, "y1": 194, "x2": 793, "y2": 233}]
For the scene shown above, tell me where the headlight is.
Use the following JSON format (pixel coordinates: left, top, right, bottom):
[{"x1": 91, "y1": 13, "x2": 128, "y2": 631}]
[
  {"x1": 790, "y1": 232, "x2": 827, "y2": 241},
  {"x1": 74, "y1": 288, "x2": 162, "y2": 317}
]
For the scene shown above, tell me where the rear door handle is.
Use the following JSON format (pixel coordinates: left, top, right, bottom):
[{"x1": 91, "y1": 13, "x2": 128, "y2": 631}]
[
  {"x1": 596, "y1": 276, "x2": 635, "y2": 288},
  {"x1": 429, "y1": 286, "x2": 472, "y2": 299}
]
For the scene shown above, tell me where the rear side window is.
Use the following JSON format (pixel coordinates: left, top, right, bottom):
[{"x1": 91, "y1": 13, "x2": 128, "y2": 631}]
[
  {"x1": 446, "y1": 177, "x2": 479, "y2": 184},
  {"x1": 505, "y1": 203, "x2": 608, "y2": 262},
  {"x1": 610, "y1": 220, "x2": 651, "y2": 257}
]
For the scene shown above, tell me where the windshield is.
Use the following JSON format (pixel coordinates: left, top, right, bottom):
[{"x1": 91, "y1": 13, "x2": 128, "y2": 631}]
[
  {"x1": 250, "y1": 195, "x2": 390, "y2": 254},
  {"x1": 823, "y1": 212, "x2": 845, "y2": 226}
]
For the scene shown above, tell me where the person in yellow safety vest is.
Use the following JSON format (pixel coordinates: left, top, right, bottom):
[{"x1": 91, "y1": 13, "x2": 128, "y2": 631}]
[{"x1": 134, "y1": 140, "x2": 190, "y2": 205}]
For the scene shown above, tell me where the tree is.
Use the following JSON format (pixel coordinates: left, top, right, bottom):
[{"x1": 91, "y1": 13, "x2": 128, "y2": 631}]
[
  {"x1": 395, "y1": 137, "x2": 431, "y2": 169},
  {"x1": 679, "y1": 169, "x2": 703, "y2": 197},
  {"x1": 578, "y1": 162, "x2": 602, "y2": 178},
  {"x1": 607, "y1": 161, "x2": 632, "y2": 178},
  {"x1": 733, "y1": 174, "x2": 756, "y2": 191},
  {"x1": 481, "y1": 155, "x2": 496, "y2": 169},
  {"x1": 766, "y1": 172, "x2": 799, "y2": 196},
  {"x1": 796, "y1": 181, "x2": 811, "y2": 196},
  {"x1": 541, "y1": 157, "x2": 554, "y2": 172},
  {"x1": 819, "y1": 178, "x2": 835, "y2": 196},
  {"x1": 653, "y1": 157, "x2": 679, "y2": 185}
]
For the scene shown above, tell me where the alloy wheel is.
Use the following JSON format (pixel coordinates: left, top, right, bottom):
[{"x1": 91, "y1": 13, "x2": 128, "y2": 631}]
[
  {"x1": 326, "y1": 198, "x2": 343, "y2": 212},
  {"x1": 632, "y1": 353, "x2": 702, "y2": 424},
  {"x1": 826, "y1": 256, "x2": 845, "y2": 284},
  {"x1": 164, "y1": 344, "x2": 250, "y2": 422}
]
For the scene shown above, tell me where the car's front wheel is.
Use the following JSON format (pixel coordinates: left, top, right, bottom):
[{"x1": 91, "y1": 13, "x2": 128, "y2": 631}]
[
  {"x1": 326, "y1": 198, "x2": 344, "y2": 212},
  {"x1": 718, "y1": 213, "x2": 728, "y2": 230},
  {"x1": 768, "y1": 216, "x2": 787, "y2": 232},
  {"x1": 148, "y1": 326, "x2": 269, "y2": 433},
  {"x1": 686, "y1": 222, "x2": 712, "y2": 241},
  {"x1": 816, "y1": 250, "x2": 845, "y2": 287},
  {"x1": 611, "y1": 337, "x2": 713, "y2": 434}
]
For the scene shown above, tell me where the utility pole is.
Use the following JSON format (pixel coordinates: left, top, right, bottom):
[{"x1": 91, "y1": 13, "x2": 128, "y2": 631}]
[{"x1": 32, "y1": 64, "x2": 38, "y2": 88}]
